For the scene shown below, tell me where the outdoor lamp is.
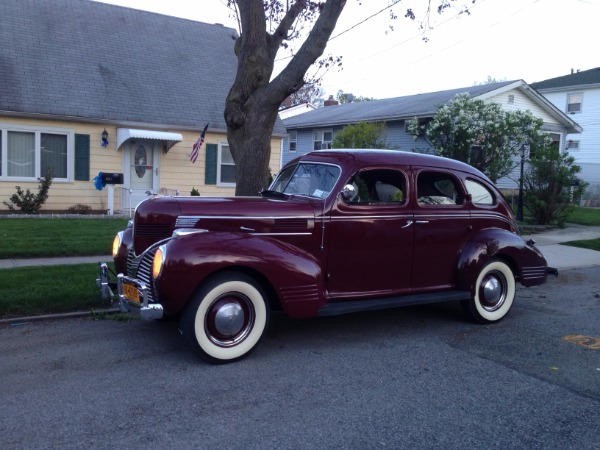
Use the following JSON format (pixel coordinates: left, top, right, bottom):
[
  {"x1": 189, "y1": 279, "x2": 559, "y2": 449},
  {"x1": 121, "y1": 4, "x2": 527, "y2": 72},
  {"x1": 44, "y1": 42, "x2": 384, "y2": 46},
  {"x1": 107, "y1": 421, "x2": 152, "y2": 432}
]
[{"x1": 101, "y1": 129, "x2": 109, "y2": 147}]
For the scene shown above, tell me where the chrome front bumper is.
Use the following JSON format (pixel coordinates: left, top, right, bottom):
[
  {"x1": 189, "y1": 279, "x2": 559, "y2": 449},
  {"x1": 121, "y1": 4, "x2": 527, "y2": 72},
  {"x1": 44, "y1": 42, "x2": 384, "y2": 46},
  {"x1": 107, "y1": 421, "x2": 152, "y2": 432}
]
[{"x1": 96, "y1": 262, "x2": 163, "y2": 320}]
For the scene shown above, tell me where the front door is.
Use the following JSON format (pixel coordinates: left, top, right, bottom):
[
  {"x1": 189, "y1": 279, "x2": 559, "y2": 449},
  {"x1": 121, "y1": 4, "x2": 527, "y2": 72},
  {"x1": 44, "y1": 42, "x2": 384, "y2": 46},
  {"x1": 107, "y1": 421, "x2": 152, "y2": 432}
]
[{"x1": 123, "y1": 140, "x2": 159, "y2": 211}]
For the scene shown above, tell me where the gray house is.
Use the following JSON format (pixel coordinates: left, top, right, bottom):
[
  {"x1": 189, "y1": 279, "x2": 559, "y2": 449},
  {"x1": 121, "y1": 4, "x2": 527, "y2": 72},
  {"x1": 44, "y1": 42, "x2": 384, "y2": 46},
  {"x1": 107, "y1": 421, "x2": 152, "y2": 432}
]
[
  {"x1": 531, "y1": 67, "x2": 600, "y2": 192},
  {"x1": 282, "y1": 80, "x2": 581, "y2": 189}
]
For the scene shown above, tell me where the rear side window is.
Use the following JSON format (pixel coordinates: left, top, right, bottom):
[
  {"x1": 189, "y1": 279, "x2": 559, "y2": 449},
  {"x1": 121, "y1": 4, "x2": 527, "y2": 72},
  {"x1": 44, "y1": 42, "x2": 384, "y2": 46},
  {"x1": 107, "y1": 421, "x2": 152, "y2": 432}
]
[
  {"x1": 417, "y1": 171, "x2": 463, "y2": 205},
  {"x1": 346, "y1": 169, "x2": 407, "y2": 205},
  {"x1": 465, "y1": 179, "x2": 495, "y2": 205}
]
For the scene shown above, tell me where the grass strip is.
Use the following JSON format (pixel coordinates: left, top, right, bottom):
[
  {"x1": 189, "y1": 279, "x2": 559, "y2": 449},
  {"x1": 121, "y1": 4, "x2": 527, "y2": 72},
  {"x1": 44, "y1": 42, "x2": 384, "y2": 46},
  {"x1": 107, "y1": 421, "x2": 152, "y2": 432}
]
[
  {"x1": 566, "y1": 207, "x2": 600, "y2": 226},
  {"x1": 561, "y1": 238, "x2": 600, "y2": 252},
  {"x1": 0, "y1": 218, "x2": 128, "y2": 258},
  {"x1": 0, "y1": 263, "x2": 114, "y2": 319}
]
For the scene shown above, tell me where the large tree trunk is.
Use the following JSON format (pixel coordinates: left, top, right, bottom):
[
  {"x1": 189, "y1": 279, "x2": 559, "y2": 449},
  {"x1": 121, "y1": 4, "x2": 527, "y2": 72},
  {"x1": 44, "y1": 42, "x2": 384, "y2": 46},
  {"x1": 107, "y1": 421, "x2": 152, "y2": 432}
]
[
  {"x1": 227, "y1": 94, "x2": 279, "y2": 195},
  {"x1": 224, "y1": 0, "x2": 347, "y2": 196}
]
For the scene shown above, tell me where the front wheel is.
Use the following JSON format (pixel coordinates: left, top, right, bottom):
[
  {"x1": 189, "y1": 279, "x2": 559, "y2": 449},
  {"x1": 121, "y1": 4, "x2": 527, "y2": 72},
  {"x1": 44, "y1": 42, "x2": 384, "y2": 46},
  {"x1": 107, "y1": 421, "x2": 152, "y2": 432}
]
[
  {"x1": 462, "y1": 259, "x2": 515, "y2": 324},
  {"x1": 180, "y1": 272, "x2": 269, "y2": 364}
]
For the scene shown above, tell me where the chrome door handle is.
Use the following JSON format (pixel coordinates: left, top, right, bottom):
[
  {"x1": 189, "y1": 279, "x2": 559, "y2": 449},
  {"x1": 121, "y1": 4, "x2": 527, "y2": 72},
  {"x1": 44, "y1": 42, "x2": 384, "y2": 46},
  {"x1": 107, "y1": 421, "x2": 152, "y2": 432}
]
[
  {"x1": 416, "y1": 220, "x2": 429, "y2": 224},
  {"x1": 401, "y1": 220, "x2": 413, "y2": 229}
]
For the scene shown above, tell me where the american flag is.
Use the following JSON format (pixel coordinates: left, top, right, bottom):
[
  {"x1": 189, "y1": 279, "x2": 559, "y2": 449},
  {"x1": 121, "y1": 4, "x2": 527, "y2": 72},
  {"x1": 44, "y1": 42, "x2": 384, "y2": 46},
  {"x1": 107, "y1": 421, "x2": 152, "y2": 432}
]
[{"x1": 190, "y1": 123, "x2": 209, "y2": 164}]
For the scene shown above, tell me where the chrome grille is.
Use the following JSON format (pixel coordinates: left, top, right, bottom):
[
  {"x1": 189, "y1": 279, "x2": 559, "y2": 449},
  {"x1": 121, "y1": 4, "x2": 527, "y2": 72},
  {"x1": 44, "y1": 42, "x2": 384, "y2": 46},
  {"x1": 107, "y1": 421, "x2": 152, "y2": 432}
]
[{"x1": 126, "y1": 247, "x2": 157, "y2": 303}]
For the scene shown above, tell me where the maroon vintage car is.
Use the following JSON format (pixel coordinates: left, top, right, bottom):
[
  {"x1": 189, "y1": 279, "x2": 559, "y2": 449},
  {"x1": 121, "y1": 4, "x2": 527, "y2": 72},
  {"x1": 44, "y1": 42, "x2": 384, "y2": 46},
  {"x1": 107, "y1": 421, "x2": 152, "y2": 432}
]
[{"x1": 97, "y1": 150, "x2": 548, "y2": 363}]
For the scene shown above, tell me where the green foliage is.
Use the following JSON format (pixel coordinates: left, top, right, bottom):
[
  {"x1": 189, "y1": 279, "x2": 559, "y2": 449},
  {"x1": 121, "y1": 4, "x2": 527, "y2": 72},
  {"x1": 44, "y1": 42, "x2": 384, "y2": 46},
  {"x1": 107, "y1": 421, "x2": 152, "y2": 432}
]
[
  {"x1": 336, "y1": 90, "x2": 376, "y2": 104},
  {"x1": 332, "y1": 122, "x2": 388, "y2": 149},
  {"x1": 67, "y1": 204, "x2": 93, "y2": 214},
  {"x1": 190, "y1": 187, "x2": 200, "y2": 196},
  {"x1": 523, "y1": 145, "x2": 587, "y2": 226},
  {"x1": 3, "y1": 170, "x2": 53, "y2": 213},
  {"x1": 406, "y1": 93, "x2": 549, "y2": 182}
]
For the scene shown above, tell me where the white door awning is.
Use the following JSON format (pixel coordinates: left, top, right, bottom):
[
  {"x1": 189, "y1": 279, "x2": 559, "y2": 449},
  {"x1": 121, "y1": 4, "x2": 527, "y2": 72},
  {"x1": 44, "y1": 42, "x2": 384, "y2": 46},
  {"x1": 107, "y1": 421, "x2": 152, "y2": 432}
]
[{"x1": 117, "y1": 128, "x2": 183, "y2": 152}]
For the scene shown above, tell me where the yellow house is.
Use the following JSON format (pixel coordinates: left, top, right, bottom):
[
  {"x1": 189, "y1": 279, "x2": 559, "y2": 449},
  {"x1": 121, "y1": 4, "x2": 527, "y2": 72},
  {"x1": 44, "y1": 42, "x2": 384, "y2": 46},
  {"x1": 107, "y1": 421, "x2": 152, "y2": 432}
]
[{"x1": 0, "y1": 0, "x2": 285, "y2": 214}]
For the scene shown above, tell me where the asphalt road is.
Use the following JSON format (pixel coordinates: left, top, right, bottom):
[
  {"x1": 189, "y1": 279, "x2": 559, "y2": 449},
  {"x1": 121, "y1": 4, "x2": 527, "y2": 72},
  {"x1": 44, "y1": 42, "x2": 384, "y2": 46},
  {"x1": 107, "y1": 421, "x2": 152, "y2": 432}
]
[{"x1": 2, "y1": 267, "x2": 599, "y2": 449}]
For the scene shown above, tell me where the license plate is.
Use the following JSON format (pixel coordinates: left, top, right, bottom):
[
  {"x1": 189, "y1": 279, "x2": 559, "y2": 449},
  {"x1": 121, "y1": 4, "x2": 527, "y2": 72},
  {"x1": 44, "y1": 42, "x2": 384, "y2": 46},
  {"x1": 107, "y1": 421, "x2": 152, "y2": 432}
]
[{"x1": 122, "y1": 282, "x2": 140, "y2": 303}]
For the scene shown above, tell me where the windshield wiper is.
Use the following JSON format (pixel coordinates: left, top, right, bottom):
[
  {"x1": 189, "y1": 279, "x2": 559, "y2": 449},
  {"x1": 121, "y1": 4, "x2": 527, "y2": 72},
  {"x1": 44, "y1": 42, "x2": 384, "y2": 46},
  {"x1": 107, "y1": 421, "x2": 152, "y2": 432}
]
[{"x1": 260, "y1": 190, "x2": 289, "y2": 199}]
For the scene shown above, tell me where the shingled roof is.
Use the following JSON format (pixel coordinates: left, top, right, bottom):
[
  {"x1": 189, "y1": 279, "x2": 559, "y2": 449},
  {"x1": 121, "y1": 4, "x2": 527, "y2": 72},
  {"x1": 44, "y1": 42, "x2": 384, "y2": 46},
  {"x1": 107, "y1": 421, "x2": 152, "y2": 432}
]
[
  {"x1": 283, "y1": 81, "x2": 519, "y2": 129},
  {"x1": 530, "y1": 67, "x2": 600, "y2": 90},
  {"x1": 0, "y1": 0, "x2": 285, "y2": 134}
]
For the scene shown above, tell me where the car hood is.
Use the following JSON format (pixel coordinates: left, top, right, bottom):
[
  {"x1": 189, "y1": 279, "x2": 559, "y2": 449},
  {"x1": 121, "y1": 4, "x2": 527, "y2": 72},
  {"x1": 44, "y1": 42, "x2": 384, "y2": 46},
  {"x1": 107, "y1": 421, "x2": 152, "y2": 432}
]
[{"x1": 133, "y1": 195, "x2": 320, "y2": 254}]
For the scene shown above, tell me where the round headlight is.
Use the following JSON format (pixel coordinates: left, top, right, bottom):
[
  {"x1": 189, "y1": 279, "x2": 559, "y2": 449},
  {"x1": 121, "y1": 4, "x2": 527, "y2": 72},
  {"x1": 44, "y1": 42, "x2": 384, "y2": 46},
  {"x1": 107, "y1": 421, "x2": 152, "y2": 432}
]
[
  {"x1": 153, "y1": 245, "x2": 166, "y2": 279},
  {"x1": 112, "y1": 232, "x2": 123, "y2": 257}
]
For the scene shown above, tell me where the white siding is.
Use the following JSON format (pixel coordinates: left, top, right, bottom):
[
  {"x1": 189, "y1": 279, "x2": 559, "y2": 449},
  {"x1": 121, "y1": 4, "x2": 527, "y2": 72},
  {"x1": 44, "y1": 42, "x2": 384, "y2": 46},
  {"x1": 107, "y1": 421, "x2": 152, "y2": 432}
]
[
  {"x1": 488, "y1": 89, "x2": 561, "y2": 125},
  {"x1": 538, "y1": 86, "x2": 600, "y2": 189}
]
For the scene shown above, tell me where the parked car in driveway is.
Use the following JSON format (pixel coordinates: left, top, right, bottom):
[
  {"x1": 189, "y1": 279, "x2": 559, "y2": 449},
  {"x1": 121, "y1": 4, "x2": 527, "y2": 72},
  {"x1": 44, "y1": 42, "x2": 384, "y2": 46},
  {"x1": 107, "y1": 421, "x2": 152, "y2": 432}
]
[{"x1": 97, "y1": 150, "x2": 548, "y2": 363}]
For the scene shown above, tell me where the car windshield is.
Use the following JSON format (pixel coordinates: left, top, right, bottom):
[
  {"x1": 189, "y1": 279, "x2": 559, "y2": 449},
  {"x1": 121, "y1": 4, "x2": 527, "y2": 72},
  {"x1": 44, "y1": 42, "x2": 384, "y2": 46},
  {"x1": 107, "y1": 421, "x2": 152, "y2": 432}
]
[{"x1": 269, "y1": 163, "x2": 341, "y2": 199}]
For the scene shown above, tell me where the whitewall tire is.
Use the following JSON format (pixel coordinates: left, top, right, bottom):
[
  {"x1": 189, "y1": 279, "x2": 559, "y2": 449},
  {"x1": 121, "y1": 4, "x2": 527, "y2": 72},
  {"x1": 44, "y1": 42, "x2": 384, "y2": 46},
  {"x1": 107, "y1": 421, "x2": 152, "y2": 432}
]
[
  {"x1": 463, "y1": 259, "x2": 516, "y2": 324},
  {"x1": 180, "y1": 272, "x2": 269, "y2": 363}
]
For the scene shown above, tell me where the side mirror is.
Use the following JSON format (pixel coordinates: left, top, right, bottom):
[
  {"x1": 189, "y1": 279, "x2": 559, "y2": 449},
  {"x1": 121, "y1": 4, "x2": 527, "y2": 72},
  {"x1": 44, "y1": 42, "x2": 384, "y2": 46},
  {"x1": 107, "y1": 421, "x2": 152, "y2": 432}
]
[{"x1": 341, "y1": 183, "x2": 356, "y2": 201}]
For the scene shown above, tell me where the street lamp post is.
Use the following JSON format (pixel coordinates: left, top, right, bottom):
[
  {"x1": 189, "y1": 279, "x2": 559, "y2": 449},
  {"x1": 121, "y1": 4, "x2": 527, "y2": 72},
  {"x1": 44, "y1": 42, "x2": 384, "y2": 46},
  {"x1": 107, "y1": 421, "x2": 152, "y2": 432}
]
[{"x1": 516, "y1": 145, "x2": 525, "y2": 221}]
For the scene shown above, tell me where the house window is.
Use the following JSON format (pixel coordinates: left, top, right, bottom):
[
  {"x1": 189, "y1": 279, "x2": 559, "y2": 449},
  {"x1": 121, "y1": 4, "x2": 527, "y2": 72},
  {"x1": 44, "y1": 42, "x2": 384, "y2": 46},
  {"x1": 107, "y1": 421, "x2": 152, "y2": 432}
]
[
  {"x1": 289, "y1": 131, "x2": 297, "y2": 152},
  {"x1": 1, "y1": 126, "x2": 70, "y2": 180},
  {"x1": 313, "y1": 129, "x2": 332, "y2": 150},
  {"x1": 567, "y1": 93, "x2": 582, "y2": 113},
  {"x1": 508, "y1": 94, "x2": 515, "y2": 104},
  {"x1": 567, "y1": 140, "x2": 580, "y2": 151},
  {"x1": 218, "y1": 142, "x2": 236, "y2": 186}
]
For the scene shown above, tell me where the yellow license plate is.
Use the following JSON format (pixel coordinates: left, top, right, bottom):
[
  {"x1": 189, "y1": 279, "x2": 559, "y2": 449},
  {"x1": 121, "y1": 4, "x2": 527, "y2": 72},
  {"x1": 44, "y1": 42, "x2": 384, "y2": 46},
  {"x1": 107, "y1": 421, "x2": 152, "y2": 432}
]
[{"x1": 123, "y1": 283, "x2": 140, "y2": 303}]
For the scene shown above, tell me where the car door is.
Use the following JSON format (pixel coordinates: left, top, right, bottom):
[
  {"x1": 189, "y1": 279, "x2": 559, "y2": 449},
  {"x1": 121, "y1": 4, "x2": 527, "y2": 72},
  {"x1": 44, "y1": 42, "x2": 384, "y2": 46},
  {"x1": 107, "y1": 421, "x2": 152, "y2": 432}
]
[
  {"x1": 326, "y1": 168, "x2": 414, "y2": 299},
  {"x1": 410, "y1": 168, "x2": 472, "y2": 291}
]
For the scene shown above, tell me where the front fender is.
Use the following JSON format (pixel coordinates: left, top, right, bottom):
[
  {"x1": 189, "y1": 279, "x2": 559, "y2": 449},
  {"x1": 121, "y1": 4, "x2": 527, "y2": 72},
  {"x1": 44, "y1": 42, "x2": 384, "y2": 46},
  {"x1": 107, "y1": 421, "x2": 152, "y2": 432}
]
[
  {"x1": 456, "y1": 229, "x2": 548, "y2": 291},
  {"x1": 155, "y1": 231, "x2": 325, "y2": 317}
]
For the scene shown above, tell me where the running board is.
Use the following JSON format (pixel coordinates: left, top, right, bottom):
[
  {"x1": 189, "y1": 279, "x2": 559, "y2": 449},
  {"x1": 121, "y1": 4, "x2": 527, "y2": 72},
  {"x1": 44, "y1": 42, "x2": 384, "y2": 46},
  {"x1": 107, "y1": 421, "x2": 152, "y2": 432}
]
[{"x1": 318, "y1": 290, "x2": 471, "y2": 317}]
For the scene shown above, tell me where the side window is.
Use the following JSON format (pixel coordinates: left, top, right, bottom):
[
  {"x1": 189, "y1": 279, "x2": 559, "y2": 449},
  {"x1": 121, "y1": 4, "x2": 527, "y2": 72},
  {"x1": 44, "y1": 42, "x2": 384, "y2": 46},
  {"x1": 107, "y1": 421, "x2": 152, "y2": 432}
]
[
  {"x1": 465, "y1": 179, "x2": 495, "y2": 205},
  {"x1": 417, "y1": 171, "x2": 463, "y2": 206},
  {"x1": 345, "y1": 169, "x2": 406, "y2": 205}
]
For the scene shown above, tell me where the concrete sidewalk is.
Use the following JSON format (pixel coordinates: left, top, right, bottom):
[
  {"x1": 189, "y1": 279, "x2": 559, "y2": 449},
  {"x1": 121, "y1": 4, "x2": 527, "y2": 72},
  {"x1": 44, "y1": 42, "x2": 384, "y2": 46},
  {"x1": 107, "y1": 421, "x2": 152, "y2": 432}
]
[
  {"x1": 0, "y1": 255, "x2": 112, "y2": 269},
  {"x1": 521, "y1": 224, "x2": 600, "y2": 270}
]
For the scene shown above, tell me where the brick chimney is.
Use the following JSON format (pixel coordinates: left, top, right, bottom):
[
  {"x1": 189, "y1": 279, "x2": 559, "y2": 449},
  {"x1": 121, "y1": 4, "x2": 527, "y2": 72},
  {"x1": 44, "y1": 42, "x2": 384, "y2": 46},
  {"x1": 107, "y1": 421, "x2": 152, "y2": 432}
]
[{"x1": 324, "y1": 95, "x2": 339, "y2": 107}]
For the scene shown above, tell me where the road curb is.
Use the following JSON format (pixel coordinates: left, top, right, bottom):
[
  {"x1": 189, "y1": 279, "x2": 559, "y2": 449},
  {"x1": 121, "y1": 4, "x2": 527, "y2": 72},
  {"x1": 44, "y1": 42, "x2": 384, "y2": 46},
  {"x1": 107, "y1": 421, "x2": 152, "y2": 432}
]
[{"x1": 0, "y1": 308, "x2": 121, "y2": 325}]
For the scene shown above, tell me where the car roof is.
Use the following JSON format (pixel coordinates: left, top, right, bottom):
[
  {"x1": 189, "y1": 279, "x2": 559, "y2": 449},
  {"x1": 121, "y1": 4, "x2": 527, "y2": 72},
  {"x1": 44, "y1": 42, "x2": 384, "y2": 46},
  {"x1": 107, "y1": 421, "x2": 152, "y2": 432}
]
[{"x1": 294, "y1": 150, "x2": 489, "y2": 180}]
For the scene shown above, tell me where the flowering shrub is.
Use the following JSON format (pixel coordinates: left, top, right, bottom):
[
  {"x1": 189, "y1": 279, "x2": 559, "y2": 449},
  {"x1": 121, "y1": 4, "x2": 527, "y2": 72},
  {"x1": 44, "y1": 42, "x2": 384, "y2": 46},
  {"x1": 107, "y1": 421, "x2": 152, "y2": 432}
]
[{"x1": 406, "y1": 93, "x2": 549, "y2": 183}]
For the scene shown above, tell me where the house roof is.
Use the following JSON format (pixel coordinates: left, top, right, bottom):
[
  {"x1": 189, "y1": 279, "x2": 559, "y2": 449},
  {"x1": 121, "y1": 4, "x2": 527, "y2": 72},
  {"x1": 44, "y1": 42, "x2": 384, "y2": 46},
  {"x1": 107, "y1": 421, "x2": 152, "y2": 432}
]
[
  {"x1": 283, "y1": 80, "x2": 582, "y2": 134},
  {"x1": 283, "y1": 81, "x2": 518, "y2": 129},
  {"x1": 530, "y1": 67, "x2": 600, "y2": 91},
  {"x1": 0, "y1": 0, "x2": 286, "y2": 135}
]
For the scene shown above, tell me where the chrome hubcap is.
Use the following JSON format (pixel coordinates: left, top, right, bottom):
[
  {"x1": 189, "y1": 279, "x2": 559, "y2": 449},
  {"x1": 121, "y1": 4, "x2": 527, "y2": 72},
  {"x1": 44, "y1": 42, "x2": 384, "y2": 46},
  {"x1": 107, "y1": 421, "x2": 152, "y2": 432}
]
[
  {"x1": 480, "y1": 271, "x2": 507, "y2": 312},
  {"x1": 205, "y1": 294, "x2": 255, "y2": 347},
  {"x1": 214, "y1": 302, "x2": 244, "y2": 337}
]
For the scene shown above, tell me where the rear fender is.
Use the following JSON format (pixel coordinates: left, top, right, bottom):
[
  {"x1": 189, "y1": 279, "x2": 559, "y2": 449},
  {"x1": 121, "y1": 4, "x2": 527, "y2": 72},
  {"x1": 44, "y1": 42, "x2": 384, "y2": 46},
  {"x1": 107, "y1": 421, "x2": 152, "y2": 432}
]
[
  {"x1": 456, "y1": 228, "x2": 548, "y2": 291},
  {"x1": 156, "y1": 231, "x2": 324, "y2": 317}
]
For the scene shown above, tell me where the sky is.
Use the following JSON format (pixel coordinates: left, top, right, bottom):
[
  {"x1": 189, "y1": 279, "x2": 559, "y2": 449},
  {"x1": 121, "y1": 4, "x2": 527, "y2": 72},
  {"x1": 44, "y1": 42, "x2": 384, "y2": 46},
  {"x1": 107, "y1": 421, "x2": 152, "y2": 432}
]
[{"x1": 96, "y1": 0, "x2": 600, "y2": 100}]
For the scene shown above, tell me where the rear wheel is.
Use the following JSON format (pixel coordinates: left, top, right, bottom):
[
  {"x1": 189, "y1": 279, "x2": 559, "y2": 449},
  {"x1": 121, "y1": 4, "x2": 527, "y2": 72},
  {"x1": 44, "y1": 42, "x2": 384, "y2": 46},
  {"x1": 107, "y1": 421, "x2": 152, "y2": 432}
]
[
  {"x1": 462, "y1": 259, "x2": 515, "y2": 324},
  {"x1": 180, "y1": 272, "x2": 269, "y2": 363}
]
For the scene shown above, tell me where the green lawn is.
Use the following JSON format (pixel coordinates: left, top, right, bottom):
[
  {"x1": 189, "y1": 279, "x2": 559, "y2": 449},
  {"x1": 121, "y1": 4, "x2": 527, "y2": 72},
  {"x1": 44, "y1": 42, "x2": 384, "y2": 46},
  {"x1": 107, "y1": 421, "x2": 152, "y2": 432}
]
[
  {"x1": 0, "y1": 263, "x2": 113, "y2": 319},
  {"x1": 0, "y1": 218, "x2": 128, "y2": 258},
  {"x1": 566, "y1": 206, "x2": 600, "y2": 226},
  {"x1": 561, "y1": 238, "x2": 600, "y2": 252}
]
